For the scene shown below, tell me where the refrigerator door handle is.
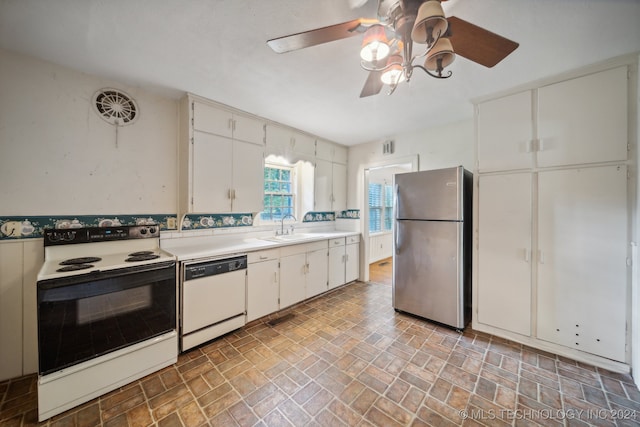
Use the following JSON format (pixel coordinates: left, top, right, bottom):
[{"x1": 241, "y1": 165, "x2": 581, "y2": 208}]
[{"x1": 394, "y1": 184, "x2": 401, "y2": 253}]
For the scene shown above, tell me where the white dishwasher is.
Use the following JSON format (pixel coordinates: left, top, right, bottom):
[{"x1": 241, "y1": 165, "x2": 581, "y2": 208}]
[{"x1": 181, "y1": 255, "x2": 247, "y2": 351}]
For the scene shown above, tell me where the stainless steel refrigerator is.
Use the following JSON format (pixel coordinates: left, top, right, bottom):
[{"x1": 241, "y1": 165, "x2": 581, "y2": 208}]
[{"x1": 392, "y1": 166, "x2": 472, "y2": 330}]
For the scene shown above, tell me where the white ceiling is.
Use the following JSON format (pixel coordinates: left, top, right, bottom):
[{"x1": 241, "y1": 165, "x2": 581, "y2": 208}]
[{"x1": 1, "y1": 0, "x2": 639, "y2": 146}]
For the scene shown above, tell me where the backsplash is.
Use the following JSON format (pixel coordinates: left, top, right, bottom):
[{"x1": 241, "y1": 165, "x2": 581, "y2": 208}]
[
  {"x1": 0, "y1": 214, "x2": 177, "y2": 241},
  {"x1": 336, "y1": 209, "x2": 360, "y2": 219},
  {"x1": 302, "y1": 211, "x2": 336, "y2": 222},
  {"x1": 180, "y1": 213, "x2": 254, "y2": 231}
]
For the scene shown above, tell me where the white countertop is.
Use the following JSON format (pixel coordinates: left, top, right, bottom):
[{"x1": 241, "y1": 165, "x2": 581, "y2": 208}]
[{"x1": 161, "y1": 231, "x2": 359, "y2": 261}]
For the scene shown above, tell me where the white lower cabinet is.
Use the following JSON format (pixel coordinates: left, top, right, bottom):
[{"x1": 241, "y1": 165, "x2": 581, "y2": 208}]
[
  {"x1": 475, "y1": 165, "x2": 628, "y2": 362},
  {"x1": 328, "y1": 235, "x2": 360, "y2": 289},
  {"x1": 536, "y1": 166, "x2": 627, "y2": 361},
  {"x1": 345, "y1": 239, "x2": 360, "y2": 284},
  {"x1": 305, "y1": 248, "x2": 329, "y2": 298},
  {"x1": 247, "y1": 249, "x2": 280, "y2": 322},
  {"x1": 477, "y1": 173, "x2": 532, "y2": 336},
  {"x1": 279, "y1": 240, "x2": 328, "y2": 309},
  {"x1": 0, "y1": 240, "x2": 41, "y2": 382}
]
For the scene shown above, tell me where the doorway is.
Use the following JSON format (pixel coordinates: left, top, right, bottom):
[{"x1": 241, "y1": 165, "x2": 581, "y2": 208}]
[{"x1": 362, "y1": 156, "x2": 418, "y2": 283}]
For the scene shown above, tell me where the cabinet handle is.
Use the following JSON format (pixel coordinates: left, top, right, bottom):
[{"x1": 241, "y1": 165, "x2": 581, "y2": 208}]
[
  {"x1": 345, "y1": 254, "x2": 349, "y2": 262},
  {"x1": 538, "y1": 250, "x2": 545, "y2": 264},
  {"x1": 538, "y1": 138, "x2": 545, "y2": 151},
  {"x1": 525, "y1": 140, "x2": 533, "y2": 153},
  {"x1": 306, "y1": 263, "x2": 310, "y2": 274},
  {"x1": 232, "y1": 189, "x2": 236, "y2": 200},
  {"x1": 227, "y1": 189, "x2": 233, "y2": 200},
  {"x1": 228, "y1": 118, "x2": 233, "y2": 130},
  {"x1": 232, "y1": 119, "x2": 236, "y2": 131},
  {"x1": 259, "y1": 255, "x2": 268, "y2": 260},
  {"x1": 524, "y1": 249, "x2": 530, "y2": 262},
  {"x1": 273, "y1": 272, "x2": 277, "y2": 283}
]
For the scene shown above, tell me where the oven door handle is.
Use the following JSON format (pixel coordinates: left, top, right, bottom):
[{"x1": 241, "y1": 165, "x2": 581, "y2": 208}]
[{"x1": 37, "y1": 261, "x2": 176, "y2": 290}]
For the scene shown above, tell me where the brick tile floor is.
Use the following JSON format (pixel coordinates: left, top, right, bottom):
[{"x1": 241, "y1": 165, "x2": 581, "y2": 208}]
[{"x1": 2, "y1": 280, "x2": 640, "y2": 426}]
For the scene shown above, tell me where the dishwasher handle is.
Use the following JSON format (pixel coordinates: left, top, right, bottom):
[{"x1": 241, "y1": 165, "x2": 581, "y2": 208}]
[{"x1": 184, "y1": 255, "x2": 247, "y2": 281}]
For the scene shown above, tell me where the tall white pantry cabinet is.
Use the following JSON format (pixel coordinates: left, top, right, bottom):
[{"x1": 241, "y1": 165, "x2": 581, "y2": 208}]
[{"x1": 473, "y1": 60, "x2": 636, "y2": 369}]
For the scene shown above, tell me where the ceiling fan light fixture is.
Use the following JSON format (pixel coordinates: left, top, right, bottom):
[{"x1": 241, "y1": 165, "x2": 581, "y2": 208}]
[
  {"x1": 380, "y1": 54, "x2": 405, "y2": 85},
  {"x1": 360, "y1": 24, "x2": 390, "y2": 62},
  {"x1": 411, "y1": 0, "x2": 448, "y2": 46},
  {"x1": 424, "y1": 37, "x2": 455, "y2": 75}
]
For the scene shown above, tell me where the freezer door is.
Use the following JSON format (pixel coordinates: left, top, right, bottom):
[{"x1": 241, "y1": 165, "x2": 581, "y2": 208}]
[
  {"x1": 395, "y1": 166, "x2": 464, "y2": 221},
  {"x1": 393, "y1": 220, "x2": 464, "y2": 328}
]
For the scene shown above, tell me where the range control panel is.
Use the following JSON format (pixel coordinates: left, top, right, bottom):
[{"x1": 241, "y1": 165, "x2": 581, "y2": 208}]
[{"x1": 44, "y1": 225, "x2": 160, "y2": 246}]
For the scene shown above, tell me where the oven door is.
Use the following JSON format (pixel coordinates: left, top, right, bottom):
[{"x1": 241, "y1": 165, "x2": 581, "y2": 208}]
[{"x1": 37, "y1": 261, "x2": 176, "y2": 376}]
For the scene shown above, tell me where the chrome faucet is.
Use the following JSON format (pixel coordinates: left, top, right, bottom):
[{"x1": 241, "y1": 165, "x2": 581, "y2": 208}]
[{"x1": 277, "y1": 214, "x2": 297, "y2": 236}]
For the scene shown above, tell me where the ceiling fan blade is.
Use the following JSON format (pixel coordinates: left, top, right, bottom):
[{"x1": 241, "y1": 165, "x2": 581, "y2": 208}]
[
  {"x1": 267, "y1": 19, "x2": 366, "y2": 53},
  {"x1": 360, "y1": 70, "x2": 384, "y2": 98},
  {"x1": 446, "y1": 16, "x2": 519, "y2": 68}
]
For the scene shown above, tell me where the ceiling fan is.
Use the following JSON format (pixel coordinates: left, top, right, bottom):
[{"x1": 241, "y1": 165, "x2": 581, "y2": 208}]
[{"x1": 267, "y1": 0, "x2": 519, "y2": 97}]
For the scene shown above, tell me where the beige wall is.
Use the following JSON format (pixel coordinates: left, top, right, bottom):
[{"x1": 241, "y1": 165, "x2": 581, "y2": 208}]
[{"x1": 0, "y1": 48, "x2": 179, "y2": 216}]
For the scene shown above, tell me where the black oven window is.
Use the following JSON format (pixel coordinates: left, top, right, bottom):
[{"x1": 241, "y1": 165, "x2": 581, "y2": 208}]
[{"x1": 38, "y1": 265, "x2": 176, "y2": 375}]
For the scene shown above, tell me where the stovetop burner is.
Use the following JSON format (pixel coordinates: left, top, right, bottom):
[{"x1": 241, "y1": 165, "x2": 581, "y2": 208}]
[
  {"x1": 56, "y1": 264, "x2": 94, "y2": 272},
  {"x1": 126, "y1": 254, "x2": 160, "y2": 262},
  {"x1": 129, "y1": 251, "x2": 154, "y2": 257},
  {"x1": 60, "y1": 257, "x2": 102, "y2": 265}
]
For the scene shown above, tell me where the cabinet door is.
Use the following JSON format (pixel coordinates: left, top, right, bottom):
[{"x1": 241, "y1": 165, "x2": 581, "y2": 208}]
[
  {"x1": 233, "y1": 114, "x2": 264, "y2": 146},
  {"x1": 292, "y1": 132, "x2": 316, "y2": 158},
  {"x1": 477, "y1": 91, "x2": 533, "y2": 172},
  {"x1": 247, "y1": 259, "x2": 279, "y2": 322},
  {"x1": 333, "y1": 145, "x2": 348, "y2": 165},
  {"x1": 328, "y1": 245, "x2": 345, "y2": 289},
  {"x1": 306, "y1": 248, "x2": 328, "y2": 298},
  {"x1": 316, "y1": 139, "x2": 333, "y2": 162},
  {"x1": 279, "y1": 253, "x2": 307, "y2": 308},
  {"x1": 0, "y1": 243, "x2": 23, "y2": 381},
  {"x1": 477, "y1": 173, "x2": 532, "y2": 336},
  {"x1": 232, "y1": 140, "x2": 264, "y2": 213},
  {"x1": 537, "y1": 165, "x2": 627, "y2": 361},
  {"x1": 265, "y1": 124, "x2": 291, "y2": 158},
  {"x1": 345, "y1": 243, "x2": 359, "y2": 283},
  {"x1": 192, "y1": 131, "x2": 233, "y2": 213},
  {"x1": 192, "y1": 101, "x2": 233, "y2": 138},
  {"x1": 537, "y1": 67, "x2": 628, "y2": 168},
  {"x1": 314, "y1": 159, "x2": 333, "y2": 211},
  {"x1": 332, "y1": 163, "x2": 347, "y2": 213}
]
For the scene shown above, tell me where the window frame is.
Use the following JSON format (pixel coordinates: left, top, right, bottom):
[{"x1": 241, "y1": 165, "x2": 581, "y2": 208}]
[{"x1": 260, "y1": 163, "x2": 296, "y2": 222}]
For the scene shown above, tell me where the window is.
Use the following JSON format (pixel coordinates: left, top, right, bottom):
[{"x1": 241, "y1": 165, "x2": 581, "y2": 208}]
[
  {"x1": 261, "y1": 165, "x2": 294, "y2": 221},
  {"x1": 368, "y1": 183, "x2": 393, "y2": 233}
]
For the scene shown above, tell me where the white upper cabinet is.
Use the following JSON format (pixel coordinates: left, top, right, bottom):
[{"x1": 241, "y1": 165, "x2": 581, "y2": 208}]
[
  {"x1": 315, "y1": 159, "x2": 347, "y2": 213},
  {"x1": 477, "y1": 91, "x2": 533, "y2": 172},
  {"x1": 193, "y1": 100, "x2": 264, "y2": 145},
  {"x1": 332, "y1": 163, "x2": 347, "y2": 213},
  {"x1": 316, "y1": 139, "x2": 334, "y2": 162},
  {"x1": 192, "y1": 132, "x2": 233, "y2": 213},
  {"x1": 316, "y1": 139, "x2": 348, "y2": 165},
  {"x1": 314, "y1": 159, "x2": 333, "y2": 212},
  {"x1": 537, "y1": 67, "x2": 628, "y2": 167},
  {"x1": 232, "y1": 140, "x2": 265, "y2": 213},
  {"x1": 333, "y1": 145, "x2": 347, "y2": 165},
  {"x1": 183, "y1": 96, "x2": 265, "y2": 214},
  {"x1": 477, "y1": 66, "x2": 628, "y2": 172},
  {"x1": 265, "y1": 124, "x2": 315, "y2": 160}
]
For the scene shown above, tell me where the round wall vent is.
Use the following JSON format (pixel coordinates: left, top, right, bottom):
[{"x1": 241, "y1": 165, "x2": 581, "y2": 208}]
[{"x1": 92, "y1": 88, "x2": 139, "y2": 126}]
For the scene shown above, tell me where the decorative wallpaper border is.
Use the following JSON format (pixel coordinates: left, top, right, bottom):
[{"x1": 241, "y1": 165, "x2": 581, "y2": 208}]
[
  {"x1": 303, "y1": 211, "x2": 335, "y2": 222},
  {"x1": 181, "y1": 213, "x2": 254, "y2": 231},
  {"x1": 0, "y1": 214, "x2": 178, "y2": 241},
  {"x1": 337, "y1": 209, "x2": 360, "y2": 219}
]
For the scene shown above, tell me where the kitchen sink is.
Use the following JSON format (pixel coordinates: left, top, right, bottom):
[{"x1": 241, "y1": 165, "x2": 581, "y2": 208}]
[{"x1": 262, "y1": 233, "x2": 325, "y2": 243}]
